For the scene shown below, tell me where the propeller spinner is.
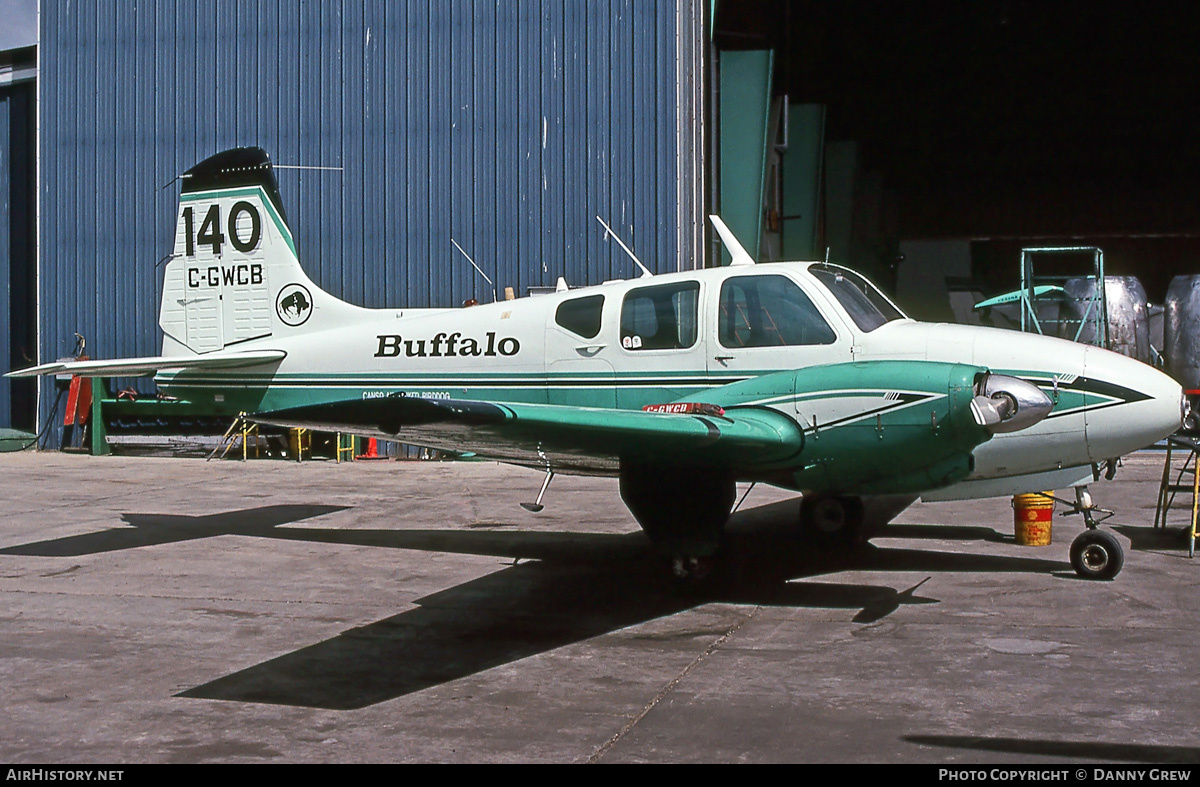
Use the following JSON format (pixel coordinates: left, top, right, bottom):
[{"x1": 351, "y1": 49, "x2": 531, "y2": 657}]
[{"x1": 970, "y1": 373, "x2": 1054, "y2": 434}]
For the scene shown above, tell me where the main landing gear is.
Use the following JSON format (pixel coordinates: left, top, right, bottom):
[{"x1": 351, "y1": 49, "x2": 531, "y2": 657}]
[{"x1": 619, "y1": 463, "x2": 735, "y2": 583}]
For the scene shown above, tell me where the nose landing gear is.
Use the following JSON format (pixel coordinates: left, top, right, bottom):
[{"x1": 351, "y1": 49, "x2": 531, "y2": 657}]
[
  {"x1": 1022, "y1": 485, "x2": 1122, "y2": 579},
  {"x1": 1065, "y1": 485, "x2": 1123, "y2": 580}
]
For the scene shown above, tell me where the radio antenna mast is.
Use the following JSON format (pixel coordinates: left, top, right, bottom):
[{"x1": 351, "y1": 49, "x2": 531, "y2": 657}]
[
  {"x1": 451, "y1": 239, "x2": 498, "y2": 303},
  {"x1": 596, "y1": 216, "x2": 653, "y2": 278}
]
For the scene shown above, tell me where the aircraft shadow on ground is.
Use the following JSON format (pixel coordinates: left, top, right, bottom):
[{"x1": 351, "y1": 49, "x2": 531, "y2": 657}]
[
  {"x1": 1112, "y1": 523, "x2": 1194, "y2": 554},
  {"x1": 151, "y1": 498, "x2": 1063, "y2": 710},
  {"x1": 904, "y1": 734, "x2": 1200, "y2": 763},
  {"x1": 0, "y1": 497, "x2": 1067, "y2": 709},
  {"x1": 0, "y1": 505, "x2": 352, "y2": 556},
  {"x1": 875, "y1": 523, "x2": 1010, "y2": 543}
]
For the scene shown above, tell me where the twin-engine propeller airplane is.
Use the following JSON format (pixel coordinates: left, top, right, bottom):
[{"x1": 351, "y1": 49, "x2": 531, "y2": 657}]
[{"x1": 9, "y1": 148, "x2": 1185, "y2": 580}]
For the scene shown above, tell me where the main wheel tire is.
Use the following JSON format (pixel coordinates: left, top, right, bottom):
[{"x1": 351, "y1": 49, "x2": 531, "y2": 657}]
[
  {"x1": 800, "y1": 495, "x2": 864, "y2": 546},
  {"x1": 1070, "y1": 529, "x2": 1124, "y2": 580}
]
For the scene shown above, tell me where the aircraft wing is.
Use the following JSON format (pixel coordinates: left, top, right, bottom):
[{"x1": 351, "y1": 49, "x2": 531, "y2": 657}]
[
  {"x1": 253, "y1": 396, "x2": 805, "y2": 475},
  {"x1": 5, "y1": 350, "x2": 287, "y2": 378}
]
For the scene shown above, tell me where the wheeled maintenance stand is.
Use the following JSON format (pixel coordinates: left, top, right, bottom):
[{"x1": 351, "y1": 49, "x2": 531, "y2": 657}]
[{"x1": 1155, "y1": 435, "x2": 1200, "y2": 558}]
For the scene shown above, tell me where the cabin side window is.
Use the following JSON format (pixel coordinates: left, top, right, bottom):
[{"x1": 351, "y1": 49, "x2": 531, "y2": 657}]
[
  {"x1": 620, "y1": 281, "x2": 700, "y2": 351},
  {"x1": 555, "y1": 295, "x2": 604, "y2": 339},
  {"x1": 718, "y1": 275, "x2": 836, "y2": 348}
]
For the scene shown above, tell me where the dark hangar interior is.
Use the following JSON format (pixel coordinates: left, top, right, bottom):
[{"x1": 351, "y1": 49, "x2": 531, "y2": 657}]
[{"x1": 718, "y1": 1, "x2": 1200, "y2": 314}]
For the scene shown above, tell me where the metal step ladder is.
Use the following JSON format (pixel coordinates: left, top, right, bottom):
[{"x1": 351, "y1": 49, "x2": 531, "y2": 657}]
[
  {"x1": 208, "y1": 412, "x2": 265, "y2": 462},
  {"x1": 1154, "y1": 435, "x2": 1200, "y2": 557}
]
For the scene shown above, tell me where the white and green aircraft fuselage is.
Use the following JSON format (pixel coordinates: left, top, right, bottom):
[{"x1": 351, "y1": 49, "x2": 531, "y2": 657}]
[{"x1": 11, "y1": 148, "x2": 1184, "y2": 579}]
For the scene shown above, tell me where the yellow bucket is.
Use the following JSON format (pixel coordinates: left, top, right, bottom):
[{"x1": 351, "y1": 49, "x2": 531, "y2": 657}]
[{"x1": 1012, "y1": 492, "x2": 1054, "y2": 546}]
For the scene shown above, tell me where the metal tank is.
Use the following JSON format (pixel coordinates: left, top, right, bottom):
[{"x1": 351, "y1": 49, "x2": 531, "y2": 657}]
[
  {"x1": 1052, "y1": 276, "x2": 1152, "y2": 365},
  {"x1": 1102, "y1": 277, "x2": 1151, "y2": 364},
  {"x1": 1165, "y1": 275, "x2": 1200, "y2": 391}
]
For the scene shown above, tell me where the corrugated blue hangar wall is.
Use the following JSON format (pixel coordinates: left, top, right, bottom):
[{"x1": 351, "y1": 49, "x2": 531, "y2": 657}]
[
  {"x1": 37, "y1": 0, "x2": 705, "y2": 429},
  {"x1": 0, "y1": 76, "x2": 36, "y2": 431}
]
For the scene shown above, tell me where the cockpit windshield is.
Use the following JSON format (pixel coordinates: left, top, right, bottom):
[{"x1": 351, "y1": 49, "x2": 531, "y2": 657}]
[{"x1": 809, "y1": 264, "x2": 906, "y2": 332}]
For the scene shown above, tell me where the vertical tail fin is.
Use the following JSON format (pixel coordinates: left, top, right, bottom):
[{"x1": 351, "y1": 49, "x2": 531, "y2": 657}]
[{"x1": 159, "y1": 147, "x2": 335, "y2": 355}]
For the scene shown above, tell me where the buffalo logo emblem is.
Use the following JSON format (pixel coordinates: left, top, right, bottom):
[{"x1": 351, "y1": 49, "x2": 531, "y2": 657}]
[{"x1": 276, "y1": 284, "x2": 313, "y2": 327}]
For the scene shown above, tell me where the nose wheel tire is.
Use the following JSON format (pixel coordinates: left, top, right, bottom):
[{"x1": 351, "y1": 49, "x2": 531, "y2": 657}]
[{"x1": 1069, "y1": 529, "x2": 1124, "y2": 580}]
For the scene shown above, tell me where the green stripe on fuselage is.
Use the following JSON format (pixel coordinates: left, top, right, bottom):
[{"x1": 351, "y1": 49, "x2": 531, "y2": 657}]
[{"x1": 154, "y1": 365, "x2": 1124, "y2": 424}]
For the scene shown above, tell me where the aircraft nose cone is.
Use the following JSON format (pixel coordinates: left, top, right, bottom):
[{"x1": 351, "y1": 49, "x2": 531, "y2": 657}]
[
  {"x1": 1083, "y1": 347, "x2": 1184, "y2": 460},
  {"x1": 971, "y1": 373, "x2": 1054, "y2": 434},
  {"x1": 1140, "y1": 367, "x2": 1187, "y2": 442}
]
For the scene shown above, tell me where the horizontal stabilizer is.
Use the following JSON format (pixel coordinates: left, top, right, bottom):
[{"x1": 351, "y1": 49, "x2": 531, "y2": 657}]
[{"x1": 6, "y1": 349, "x2": 286, "y2": 378}]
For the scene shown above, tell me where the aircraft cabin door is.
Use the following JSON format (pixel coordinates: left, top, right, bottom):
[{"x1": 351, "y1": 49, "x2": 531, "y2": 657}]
[
  {"x1": 545, "y1": 293, "x2": 617, "y2": 408},
  {"x1": 707, "y1": 273, "x2": 853, "y2": 415},
  {"x1": 613, "y1": 279, "x2": 710, "y2": 409}
]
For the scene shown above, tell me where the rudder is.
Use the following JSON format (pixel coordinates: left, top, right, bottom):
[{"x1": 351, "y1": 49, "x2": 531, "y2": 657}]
[{"x1": 159, "y1": 147, "x2": 325, "y2": 355}]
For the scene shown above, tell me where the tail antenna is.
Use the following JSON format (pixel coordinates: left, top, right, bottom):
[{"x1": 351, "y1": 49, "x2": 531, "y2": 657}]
[{"x1": 596, "y1": 216, "x2": 653, "y2": 278}]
